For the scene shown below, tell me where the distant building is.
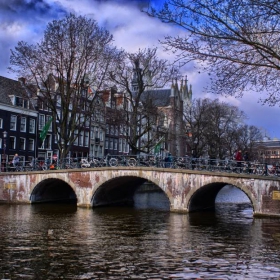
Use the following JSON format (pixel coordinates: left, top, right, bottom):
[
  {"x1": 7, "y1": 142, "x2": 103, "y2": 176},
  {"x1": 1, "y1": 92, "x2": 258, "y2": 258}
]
[
  {"x1": 254, "y1": 137, "x2": 280, "y2": 164},
  {"x1": 140, "y1": 79, "x2": 192, "y2": 157}
]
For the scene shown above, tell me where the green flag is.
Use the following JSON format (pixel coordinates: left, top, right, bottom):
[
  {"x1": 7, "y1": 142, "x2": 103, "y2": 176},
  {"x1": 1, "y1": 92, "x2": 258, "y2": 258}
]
[
  {"x1": 39, "y1": 117, "x2": 53, "y2": 141},
  {"x1": 154, "y1": 137, "x2": 164, "y2": 154}
]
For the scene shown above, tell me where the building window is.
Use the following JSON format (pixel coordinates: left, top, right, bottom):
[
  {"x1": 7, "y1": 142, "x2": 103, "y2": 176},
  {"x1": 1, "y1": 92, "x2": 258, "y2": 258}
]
[
  {"x1": 85, "y1": 116, "x2": 90, "y2": 127},
  {"x1": 0, "y1": 138, "x2": 2, "y2": 148},
  {"x1": 105, "y1": 139, "x2": 108, "y2": 149},
  {"x1": 10, "y1": 115, "x2": 17, "y2": 131},
  {"x1": 46, "y1": 115, "x2": 52, "y2": 131},
  {"x1": 109, "y1": 139, "x2": 113, "y2": 149},
  {"x1": 90, "y1": 128, "x2": 94, "y2": 139},
  {"x1": 56, "y1": 96, "x2": 61, "y2": 107},
  {"x1": 9, "y1": 136, "x2": 16, "y2": 150},
  {"x1": 74, "y1": 130, "x2": 78, "y2": 145},
  {"x1": 15, "y1": 96, "x2": 29, "y2": 108},
  {"x1": 56, "y1": 109, "x2": 61, "y2": 122},
  {"x1": 79, "y1": 131, "x2": 84, "y2": 146},
  {"x1": 119, "y1": 138, "x2": 122, "y2": 152},
  {"x1": 114, "y1": 139, "x2": 118, "y2": 150},
  {"x1": 40, "y1": 135, "x2": 50, "y2": 149},
  {"x1": 42, "y1": 135, "x2": 52, "y2": 149},
  {"x1": 19, "y1": 138, "x2": 26, "y2": 150},
  {"x1": 95, "y1": 127, "x2": 99, "y2": 138},
  {"x1": 20, "y1": 117, "x2": 27, "y2": 132},
  {"x1": 39, "y1": 114, "x2": 45, "y2": 130},
  {"x1": 0, "y1": 118, "x2": 3, "y2": 129},
  {"x1": 122, "y1": 141, "x2": 126, "y2": 153},
  {"x1": 28, "y1": 139, "x2": 34, "y2": 151},
  {"x1": 85, "y1": 131, "x2": 89, "y2": 147},
  {"x1": 29, "y1": 119, "x2": 35, "y2": 133}
]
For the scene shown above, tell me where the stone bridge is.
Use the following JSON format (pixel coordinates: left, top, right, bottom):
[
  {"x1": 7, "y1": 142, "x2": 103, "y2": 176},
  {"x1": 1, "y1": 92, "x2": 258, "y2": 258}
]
[{"x1": 0, "y1": 167, "x2": 280, "y2": 217}]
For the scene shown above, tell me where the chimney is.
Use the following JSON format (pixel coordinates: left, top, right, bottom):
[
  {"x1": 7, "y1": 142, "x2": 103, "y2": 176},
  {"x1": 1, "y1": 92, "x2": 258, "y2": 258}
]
[{"x1": 18, "y1": 77, "x2": 26, "y2": 85}]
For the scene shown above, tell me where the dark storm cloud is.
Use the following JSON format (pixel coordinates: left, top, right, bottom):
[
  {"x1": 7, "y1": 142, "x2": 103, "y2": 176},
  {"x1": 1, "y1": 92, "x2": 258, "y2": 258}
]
[
  {"x1": 0, "y1": 0, "x2": 67, "y2": 22},
  {"x1": 0, "y1": 0, "x2": 68, "y2": 77}
]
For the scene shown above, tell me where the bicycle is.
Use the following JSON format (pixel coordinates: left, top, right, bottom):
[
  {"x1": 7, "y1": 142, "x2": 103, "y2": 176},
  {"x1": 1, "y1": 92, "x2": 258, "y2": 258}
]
[{"x1": 108, "y1": 155, "x2": 137, "y2": 167}]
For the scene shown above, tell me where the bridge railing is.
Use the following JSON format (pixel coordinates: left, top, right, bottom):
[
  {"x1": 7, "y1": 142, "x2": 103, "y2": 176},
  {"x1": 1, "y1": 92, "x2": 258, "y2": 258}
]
[{"x1": 0, "y1": 155, "x2": 275, "y2": 176}]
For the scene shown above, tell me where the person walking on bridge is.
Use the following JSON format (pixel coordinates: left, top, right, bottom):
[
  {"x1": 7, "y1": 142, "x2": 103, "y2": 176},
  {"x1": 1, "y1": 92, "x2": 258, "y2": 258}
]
[
  {"x1": 12, "y1": 153, "x2": 20, "y2": 167},
  {"x1": 235, "y1": 149, "x2": 242, "y2": 171}
]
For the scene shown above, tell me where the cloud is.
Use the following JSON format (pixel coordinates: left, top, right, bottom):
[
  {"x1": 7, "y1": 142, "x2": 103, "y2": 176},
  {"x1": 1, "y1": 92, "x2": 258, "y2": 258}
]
[{"x1": 0, "y1": 0, "x2": 279, "y2": 138}]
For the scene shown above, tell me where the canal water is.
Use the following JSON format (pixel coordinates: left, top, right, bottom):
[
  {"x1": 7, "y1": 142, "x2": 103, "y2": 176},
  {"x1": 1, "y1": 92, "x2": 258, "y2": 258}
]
[{"x1": 0, "y1": 186, "x2": 280, "y2": 280}]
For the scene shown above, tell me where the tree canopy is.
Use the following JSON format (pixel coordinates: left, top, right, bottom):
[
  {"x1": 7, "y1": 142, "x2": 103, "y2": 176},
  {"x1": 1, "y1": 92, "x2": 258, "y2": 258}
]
[
  {"x1": 9, "y1": 14, "x2": 118, "y2": 157},
  {"x1": 184, "y1": 98, "x2": 263, "y2": 159},
  {"x1": 149, "y1": 0, "x2": 280, "y2": 105}
]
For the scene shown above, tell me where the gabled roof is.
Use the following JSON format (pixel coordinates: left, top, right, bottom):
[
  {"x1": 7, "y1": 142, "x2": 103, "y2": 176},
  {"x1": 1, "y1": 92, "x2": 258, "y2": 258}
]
[
  {"x1": 0, "y1": 76, "x2": 37, "y2": 110},
  {"x1": 141, "y1": 89, "x2": 171, "y2": 107}
]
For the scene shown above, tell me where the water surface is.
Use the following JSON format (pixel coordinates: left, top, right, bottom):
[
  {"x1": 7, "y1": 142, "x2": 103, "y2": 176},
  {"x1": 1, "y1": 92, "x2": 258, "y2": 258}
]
[{"x1": 0, "y1": 187, "x2": 279, "y2": 279}]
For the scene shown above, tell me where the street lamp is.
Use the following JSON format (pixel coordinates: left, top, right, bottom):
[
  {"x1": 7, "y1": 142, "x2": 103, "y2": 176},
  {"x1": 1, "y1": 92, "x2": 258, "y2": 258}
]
[{"x1": 2, "y1": 131, "x2": 7, "y2": 172}]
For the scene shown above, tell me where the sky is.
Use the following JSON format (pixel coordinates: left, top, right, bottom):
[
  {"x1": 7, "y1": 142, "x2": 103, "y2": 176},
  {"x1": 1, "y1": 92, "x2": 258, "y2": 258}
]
[{"x1": 0, "y1": 0, "x2": 279, "y2": 139}]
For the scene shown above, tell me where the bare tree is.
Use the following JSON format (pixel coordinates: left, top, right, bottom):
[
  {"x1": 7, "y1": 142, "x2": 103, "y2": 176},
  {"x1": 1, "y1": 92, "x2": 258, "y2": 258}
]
[
  {"x1": 9, "y1": 14, "x2": 118, "y2": 158},
  {"x1": 149, "y1": 0, "x2": 280, "y2": 105},
  {"x1": 184, "y1": 98, "x2": 262, "y2": 159},
  {"x1": 108, "y1": 48, "x2": 178, "y2": 155},
  {"x1": 236, "y1": 125, "x2": 263, "y2": 160}
]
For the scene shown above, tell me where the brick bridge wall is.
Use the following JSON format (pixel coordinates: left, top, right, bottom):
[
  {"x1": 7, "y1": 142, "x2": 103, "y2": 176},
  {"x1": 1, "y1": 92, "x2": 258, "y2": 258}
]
[{"x1": 0, "y1": 167, "x2": 280, "y2": 217}]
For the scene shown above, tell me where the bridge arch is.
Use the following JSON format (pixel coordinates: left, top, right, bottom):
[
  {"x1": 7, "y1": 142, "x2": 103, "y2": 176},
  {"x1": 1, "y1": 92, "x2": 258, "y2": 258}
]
[
  {"x1": 30, "y1": 178, "x2": 77, "y2": 204},
  {"x1": 91, "y1": 173, "x2": 172, "y2": 208},
  {"x1": 187, "y1": 178, "x2": 256, "y2": 212}
]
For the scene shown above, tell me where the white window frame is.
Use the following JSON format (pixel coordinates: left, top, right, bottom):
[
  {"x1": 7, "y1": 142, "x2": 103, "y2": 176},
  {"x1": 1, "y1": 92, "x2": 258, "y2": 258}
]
[
  {"x1": 19, "y1": 137, "x2": 26, "y2": 150},
  {"x1": 20, "y1": 117, "x2": 27, "y2": 132},
  {"x1": 84, "y1": 131, "x2": 89, "y2": 147},
  {"x1": 10, "y1": 136, "x2": 16, "y2": 149},
  {"x1": 28, "y1": 139, "x2": 35, "y2": 151},
  {"x1": 10, "y1": 115, "x2": 17, "y2": 131},
  {"x1": 39, "y1": 114, "x2": 45, "y2": 130},
  {"x1": 29, "y1": 119, "x2": 35, "y2": 133},
  {"x1": 79, "y1": 131, "x2": 84, "y2": 146}
]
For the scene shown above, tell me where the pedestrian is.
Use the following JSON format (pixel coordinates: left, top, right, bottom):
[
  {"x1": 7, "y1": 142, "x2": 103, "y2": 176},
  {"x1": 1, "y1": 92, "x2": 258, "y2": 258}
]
[
  {"x1": 235, "y1": 149, "x2": 242, "y2": 169},
  {"x1": 233, "y1": 150, "x2": 237, "y2": 160},
  {"x1": 243, "y1": 151, "x2": 249, "y2": 161},
  {"x1": 243, "y1": 151, "x2": 251, "y2": 173},
  {"x1": 12, "y1": 153, "x2": 20, "y2": 167},
  {"x1": 165, "y1": 152, "x2": 172, "y2": 168},
  {"x1": 191, "y1": 149, "x2": 197, "y2": 170}
]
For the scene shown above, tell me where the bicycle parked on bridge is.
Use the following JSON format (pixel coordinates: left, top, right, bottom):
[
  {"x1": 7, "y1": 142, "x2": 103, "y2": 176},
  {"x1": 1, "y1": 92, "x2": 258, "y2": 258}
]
[{"x1": 108, "y1": 155, "x2": 137, "y2": 167}]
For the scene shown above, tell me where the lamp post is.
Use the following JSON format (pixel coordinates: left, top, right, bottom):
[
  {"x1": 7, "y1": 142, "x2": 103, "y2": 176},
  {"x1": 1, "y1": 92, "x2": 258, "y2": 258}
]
[{"x1": 2, "y1": 131, "x2": 7, "y2": 172}]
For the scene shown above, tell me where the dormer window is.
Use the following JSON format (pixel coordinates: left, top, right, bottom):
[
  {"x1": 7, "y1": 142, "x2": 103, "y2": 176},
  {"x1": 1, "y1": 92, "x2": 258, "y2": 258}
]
[{"x1": 15, "y1": 96, "x2": 29, "y2": 109}]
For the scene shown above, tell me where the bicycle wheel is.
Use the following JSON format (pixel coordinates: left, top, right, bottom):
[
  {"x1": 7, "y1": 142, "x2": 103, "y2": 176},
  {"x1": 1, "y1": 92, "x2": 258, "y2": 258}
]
[
  {"x1": 109, "y1": 158, "x2": 118, "y2": 167},
  {"x1": 127, "y1": 158, "x2": 137, "y2": 166},
  {"x1": 42, "y1": 164, "x2": 48, "y2": 171},
  {"x1": 15, "y1": 165, "x2": 23, "y2": 172}
]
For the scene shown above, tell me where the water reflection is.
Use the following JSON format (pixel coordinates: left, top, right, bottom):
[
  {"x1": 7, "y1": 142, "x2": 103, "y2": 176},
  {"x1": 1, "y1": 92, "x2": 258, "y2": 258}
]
[{"x1": 0, "y1": 186, "x2": 280, "y2": 279}]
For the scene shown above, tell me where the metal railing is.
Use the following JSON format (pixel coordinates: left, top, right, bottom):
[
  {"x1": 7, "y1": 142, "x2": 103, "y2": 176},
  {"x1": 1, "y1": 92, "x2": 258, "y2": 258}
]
[{"x1": 0, "y1": 155, "x2": 277, "y2": 177}]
